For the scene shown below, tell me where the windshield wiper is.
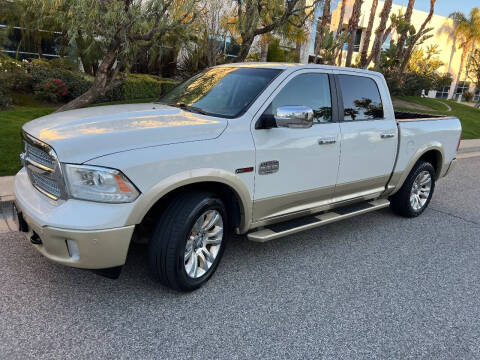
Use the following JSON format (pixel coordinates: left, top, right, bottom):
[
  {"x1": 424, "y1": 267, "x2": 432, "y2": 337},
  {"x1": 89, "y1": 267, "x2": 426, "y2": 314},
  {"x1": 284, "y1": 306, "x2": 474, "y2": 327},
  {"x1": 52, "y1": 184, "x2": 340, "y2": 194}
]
[{"x1": 169, "y1": 103, "x2": 209, "y2": 115}]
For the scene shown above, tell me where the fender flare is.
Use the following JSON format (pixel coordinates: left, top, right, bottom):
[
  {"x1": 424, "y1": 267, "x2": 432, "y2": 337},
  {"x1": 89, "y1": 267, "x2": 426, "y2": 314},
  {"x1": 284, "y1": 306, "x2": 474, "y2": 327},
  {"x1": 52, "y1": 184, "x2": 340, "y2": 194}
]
[
  {"x1": 126, "y1": 168, "x2": 253, "y2": 233},
  {"x1": 388, "y1": 144, "x2": 445, "y2": 196}
]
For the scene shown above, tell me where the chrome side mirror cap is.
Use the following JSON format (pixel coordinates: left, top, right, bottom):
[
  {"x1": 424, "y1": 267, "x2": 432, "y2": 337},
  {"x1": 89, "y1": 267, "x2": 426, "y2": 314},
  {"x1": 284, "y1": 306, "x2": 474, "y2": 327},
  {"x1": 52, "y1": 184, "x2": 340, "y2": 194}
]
[{"x1": 275, "y1": 106, "x2": 314, "y2": 129}]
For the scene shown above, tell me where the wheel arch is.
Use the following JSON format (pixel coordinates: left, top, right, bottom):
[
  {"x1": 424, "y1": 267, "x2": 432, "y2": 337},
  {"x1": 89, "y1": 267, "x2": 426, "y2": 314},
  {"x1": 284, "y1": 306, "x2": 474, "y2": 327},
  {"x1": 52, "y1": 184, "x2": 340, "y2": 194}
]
[
  {"x1": 127, "y1": 169, "x2": 253, "y2": 234},
  {"x1": 388, "y1": 145, "x2": 445, "y2": 196}
]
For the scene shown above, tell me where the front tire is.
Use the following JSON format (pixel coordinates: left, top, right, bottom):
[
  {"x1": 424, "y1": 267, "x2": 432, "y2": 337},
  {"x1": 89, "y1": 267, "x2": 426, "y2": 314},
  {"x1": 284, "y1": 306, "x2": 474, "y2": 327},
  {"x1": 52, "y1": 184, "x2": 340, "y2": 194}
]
[
  {"x1": 389, "y1": 161, "x2": 436, "y2": 218},
  {"x1": 148, "y1": 191, "x2": 227, "y2": 292}
]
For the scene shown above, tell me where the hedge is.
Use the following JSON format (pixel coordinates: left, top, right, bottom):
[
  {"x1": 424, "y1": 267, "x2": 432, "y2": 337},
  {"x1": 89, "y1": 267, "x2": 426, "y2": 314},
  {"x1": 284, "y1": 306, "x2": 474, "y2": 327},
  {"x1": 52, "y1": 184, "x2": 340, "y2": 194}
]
[{"x1": 0, "y1": 57, "x2": 178, "y2": 107}]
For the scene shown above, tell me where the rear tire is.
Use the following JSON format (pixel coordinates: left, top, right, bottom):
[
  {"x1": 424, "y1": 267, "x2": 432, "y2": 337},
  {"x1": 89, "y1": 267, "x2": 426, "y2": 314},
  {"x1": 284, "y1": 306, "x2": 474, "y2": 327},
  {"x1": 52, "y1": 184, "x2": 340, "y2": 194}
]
[
  {"x1": 389, "y1": 161, "x2": 436, "y2": 218},
  {"x1": 148, "y1": 191, "x2": 227, "y2": 292}
]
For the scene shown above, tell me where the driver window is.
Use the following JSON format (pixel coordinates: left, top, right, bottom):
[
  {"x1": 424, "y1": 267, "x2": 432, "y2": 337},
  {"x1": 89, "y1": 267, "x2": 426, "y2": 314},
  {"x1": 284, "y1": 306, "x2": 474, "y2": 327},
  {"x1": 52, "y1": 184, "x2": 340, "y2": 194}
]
[{"x1": 263, "y1": 73, "x2": 332, "y2": 124}]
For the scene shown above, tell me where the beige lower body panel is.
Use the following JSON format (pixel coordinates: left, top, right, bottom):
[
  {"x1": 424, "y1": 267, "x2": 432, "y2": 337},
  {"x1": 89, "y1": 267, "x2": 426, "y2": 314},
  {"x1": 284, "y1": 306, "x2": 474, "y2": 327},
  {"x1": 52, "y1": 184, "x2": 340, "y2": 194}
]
[
  {"x1": 22, "y1": 211, "x2": 134, "y2": 269},
  {"x1": 252, "y1": 175, "x2": 389, "y2": 229}
]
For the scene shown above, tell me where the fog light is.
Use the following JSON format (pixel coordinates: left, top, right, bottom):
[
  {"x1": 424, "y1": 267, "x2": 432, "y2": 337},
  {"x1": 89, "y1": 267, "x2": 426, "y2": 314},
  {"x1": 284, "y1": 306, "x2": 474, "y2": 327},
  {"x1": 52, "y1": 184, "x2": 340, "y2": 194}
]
[{"x1": 66, "y1": 239, "x2": 80, "y2": 261}]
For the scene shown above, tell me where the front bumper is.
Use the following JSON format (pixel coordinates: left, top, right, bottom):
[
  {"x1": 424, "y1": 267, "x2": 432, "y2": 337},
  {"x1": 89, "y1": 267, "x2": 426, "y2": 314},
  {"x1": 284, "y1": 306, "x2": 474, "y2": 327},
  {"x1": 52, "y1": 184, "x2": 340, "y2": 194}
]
[{"x1": 14, "y1": 168, "x2": 136, "y2": 269}]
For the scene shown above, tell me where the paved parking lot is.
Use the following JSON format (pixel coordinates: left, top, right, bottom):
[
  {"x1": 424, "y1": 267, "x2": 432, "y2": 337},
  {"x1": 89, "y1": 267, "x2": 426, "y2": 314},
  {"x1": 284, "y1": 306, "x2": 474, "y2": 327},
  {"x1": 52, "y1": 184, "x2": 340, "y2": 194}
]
[{"x1": 1, "y1": 157, "x2": 480, "y2": 359}]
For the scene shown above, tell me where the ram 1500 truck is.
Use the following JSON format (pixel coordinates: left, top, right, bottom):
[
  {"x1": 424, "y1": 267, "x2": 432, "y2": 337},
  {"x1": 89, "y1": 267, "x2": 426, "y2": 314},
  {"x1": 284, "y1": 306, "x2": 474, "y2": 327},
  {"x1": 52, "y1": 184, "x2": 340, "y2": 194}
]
[{"x1": 14, "y1": 63, "x2": 461, "y2": 291}]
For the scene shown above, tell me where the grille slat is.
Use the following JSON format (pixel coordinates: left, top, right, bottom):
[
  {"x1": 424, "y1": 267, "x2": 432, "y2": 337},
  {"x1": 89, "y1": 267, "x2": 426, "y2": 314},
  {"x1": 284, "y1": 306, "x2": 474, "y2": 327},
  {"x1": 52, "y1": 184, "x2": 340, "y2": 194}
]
[
  {"x1": 30, "y1": 171, "x2": 61, "y2": 198},
  {"x1": 23, "y1": 135, "x2": 62, "y2": 200},
  {"x1": 25, "y1": 142, "x2": 54, "y2": 169}
]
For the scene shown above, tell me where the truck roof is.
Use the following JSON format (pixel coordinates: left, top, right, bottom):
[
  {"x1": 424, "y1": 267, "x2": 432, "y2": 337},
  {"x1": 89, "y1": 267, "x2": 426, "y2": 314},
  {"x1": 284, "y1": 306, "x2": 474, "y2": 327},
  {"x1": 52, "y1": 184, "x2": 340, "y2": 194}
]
[{"x1": 216, "y1": 62, "x2": 383, "y2": 77}]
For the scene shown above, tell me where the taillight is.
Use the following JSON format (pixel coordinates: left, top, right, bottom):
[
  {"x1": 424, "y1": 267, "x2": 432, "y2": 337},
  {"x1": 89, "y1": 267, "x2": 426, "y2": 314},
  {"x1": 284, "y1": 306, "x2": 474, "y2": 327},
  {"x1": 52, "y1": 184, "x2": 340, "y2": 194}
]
[{"x1": 456, "y1": 130, "x2": 462, "y2": 152}]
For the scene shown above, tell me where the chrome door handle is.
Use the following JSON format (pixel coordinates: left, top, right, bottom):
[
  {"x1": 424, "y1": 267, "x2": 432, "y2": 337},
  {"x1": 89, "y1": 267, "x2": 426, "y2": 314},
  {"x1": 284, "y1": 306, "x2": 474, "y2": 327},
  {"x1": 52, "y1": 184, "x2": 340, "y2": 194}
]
[
  {"x1": 318, "y1": 137, "x2": 336, "y2": 145},
  {"x1": 380, "y1": 133, "x2": 395, "y2": 139}
]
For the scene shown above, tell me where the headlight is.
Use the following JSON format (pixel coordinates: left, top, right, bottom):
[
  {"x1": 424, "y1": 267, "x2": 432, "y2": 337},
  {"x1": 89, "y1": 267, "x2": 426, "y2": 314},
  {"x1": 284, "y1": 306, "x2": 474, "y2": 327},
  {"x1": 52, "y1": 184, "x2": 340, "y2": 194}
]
[{"x1": 63, "y1": 164, "x2": 140, "y2": 203}]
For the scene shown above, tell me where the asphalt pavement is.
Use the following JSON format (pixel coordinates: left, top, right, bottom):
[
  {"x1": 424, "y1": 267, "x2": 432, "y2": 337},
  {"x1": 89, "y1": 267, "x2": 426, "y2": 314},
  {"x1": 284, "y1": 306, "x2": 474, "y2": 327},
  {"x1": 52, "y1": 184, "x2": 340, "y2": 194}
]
[{"x1": 1, "y1": 157, "x2": 480, "y2": 359}]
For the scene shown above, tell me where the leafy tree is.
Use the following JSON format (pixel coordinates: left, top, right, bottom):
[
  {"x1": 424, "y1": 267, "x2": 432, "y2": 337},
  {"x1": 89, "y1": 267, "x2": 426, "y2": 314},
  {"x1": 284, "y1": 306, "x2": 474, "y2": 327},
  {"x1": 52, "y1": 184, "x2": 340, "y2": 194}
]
[
  {"x1": 399, "y1": 0, "x2": 437, "y2": 72},
  {"x1": 448, "y1": 8, "x2": 480, "y2": 95},
  {"x1": 468, "y1": 49, "x2": 480, "y2": 108},
  {"x1": 358, "y1": 0, "x2": 378, "y2": 68},
  {"x1": 314, "y1": 27, "x2": 348, "y2": 65},
  {"x1": 344, "y1": 0, "x2": 363, "y2": 67},
  {"x1": 395, "y1": 0, "x2": 416, "y2": 62},
  {"x1": 230, "y1": 0, "x2": 320, "y2": 62},
  {"x1": 57, "y1": 0, "x2": 198, "y2": 112},
  {"x1": 370, "y1": 0, "x2": 393, "y2": 68}
]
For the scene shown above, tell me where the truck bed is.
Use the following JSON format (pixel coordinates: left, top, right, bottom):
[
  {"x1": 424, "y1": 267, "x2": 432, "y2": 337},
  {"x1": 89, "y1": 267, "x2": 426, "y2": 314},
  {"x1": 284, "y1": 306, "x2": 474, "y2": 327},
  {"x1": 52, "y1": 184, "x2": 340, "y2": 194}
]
[{"x1": 395, "y1": 111, "x2": 450, "y2": 121}]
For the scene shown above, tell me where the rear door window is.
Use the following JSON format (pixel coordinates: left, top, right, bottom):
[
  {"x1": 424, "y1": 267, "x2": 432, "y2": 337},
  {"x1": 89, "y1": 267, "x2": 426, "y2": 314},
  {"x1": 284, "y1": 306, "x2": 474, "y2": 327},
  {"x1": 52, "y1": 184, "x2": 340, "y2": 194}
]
[{"x1": 338, "y1": 75, "x2": 384, "y2": 121}]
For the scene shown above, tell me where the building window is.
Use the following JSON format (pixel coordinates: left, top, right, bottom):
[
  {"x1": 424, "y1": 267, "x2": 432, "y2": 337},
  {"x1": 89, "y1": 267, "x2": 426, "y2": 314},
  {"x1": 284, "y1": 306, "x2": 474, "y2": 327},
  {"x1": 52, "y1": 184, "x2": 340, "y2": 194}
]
[
  {"x1": 455, "y1": 81, "x2": 470, "y2": 100},
  {"x1": 436, "y1": 86, "x2": 450, "y2": 99},
  {"x1": 474, "y1": 89, "x2": 480, "y2": 102}
]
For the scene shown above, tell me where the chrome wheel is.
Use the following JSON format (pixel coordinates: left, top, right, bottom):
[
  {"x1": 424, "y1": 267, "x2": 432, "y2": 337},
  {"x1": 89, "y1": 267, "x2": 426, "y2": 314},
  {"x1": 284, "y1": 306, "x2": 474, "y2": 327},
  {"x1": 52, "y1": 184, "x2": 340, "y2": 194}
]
[
  {"x1": 410, "y1": 171, "x2": 432, "y2": 211},
  {"x1": 184, "y1": 210, "x2": 223, "y2": 279}
]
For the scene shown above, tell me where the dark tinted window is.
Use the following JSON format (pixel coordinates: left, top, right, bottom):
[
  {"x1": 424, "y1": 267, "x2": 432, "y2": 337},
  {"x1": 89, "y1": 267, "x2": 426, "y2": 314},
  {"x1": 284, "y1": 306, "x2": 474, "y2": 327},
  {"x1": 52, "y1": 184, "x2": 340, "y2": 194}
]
[
  {"x1": 158, "y1": 67, "x2": 281, "y2": 118},
  {"x1": 264, "y1": 73, "x2": 332, "y2": 123},
  {"x1": 338, "y1": 75, "x2": 384, "y2": 121}
]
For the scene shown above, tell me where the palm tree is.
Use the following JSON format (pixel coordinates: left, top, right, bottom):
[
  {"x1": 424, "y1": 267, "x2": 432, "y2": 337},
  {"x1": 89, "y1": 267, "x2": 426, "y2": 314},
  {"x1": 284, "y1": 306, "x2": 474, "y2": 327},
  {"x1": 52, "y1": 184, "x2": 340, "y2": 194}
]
[
  {"x1": 344, "y1": 0, "x2": 364, "y2": 67},
  {"x1": 395, "y1": 0, "x2": 416, "y2": 61},
  {"x1": 449, "y1": 8, "x2": 480, "y2": 97},
  {"x1": 370, "y1": 0, "x2": 393, "y2": 68},
  {"x1": 335, "y1": 0, "x2": 347, "y2": 65},
  {"x1": 399, "y1": 0, "x2": 437, "y2": 72},
  {"x1": 359, "y1": 0, "x2": 378, "y2": 68}
]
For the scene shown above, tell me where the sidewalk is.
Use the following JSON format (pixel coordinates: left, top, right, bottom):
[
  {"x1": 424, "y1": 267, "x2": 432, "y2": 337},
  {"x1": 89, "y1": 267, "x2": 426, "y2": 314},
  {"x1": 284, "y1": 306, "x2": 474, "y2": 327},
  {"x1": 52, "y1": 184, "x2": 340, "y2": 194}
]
[{"x1": 1, "y1": 139, "x2": 479, "y2": 201}]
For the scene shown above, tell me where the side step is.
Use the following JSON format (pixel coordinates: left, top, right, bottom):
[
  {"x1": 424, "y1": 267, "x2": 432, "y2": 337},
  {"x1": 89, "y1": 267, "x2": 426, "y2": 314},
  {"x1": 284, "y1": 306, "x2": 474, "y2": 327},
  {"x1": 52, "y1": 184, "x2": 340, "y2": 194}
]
[{"x1": 247, "y1": 199, "x2": 390, "y2": 242}]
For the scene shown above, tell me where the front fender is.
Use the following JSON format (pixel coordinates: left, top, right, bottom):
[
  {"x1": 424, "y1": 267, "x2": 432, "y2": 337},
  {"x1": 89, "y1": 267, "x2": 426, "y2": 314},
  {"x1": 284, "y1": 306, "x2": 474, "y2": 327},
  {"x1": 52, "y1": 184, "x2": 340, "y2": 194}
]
[{"x1": 126, "y1": 168, "x2": 253, "y2": 233}]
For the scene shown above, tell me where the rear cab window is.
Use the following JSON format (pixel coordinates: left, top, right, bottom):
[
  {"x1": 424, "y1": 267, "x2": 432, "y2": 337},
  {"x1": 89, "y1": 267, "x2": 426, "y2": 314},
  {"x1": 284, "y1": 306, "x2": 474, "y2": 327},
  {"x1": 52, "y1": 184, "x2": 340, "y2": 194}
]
[{"x1": 338, "y1": 75, "x2": 384, "y2": 121}]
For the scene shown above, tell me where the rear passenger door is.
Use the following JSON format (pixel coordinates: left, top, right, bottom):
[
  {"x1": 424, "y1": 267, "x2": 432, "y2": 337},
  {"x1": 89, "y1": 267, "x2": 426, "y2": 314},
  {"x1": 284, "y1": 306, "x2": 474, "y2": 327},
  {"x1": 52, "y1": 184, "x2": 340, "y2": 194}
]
[{"x1": 335, "y1": 74, "x2": 397, "y2": 197}]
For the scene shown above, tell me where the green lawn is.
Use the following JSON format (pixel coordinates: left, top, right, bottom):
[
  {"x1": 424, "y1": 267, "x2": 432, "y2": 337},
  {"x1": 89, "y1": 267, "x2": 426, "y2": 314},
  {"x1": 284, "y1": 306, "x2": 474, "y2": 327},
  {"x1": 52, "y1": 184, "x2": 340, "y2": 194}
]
[
  {"x1": 0, "y1": 98, "x2": 156, "y2": 176},
  {"x1": 1, "y1": 95, "x2": 479, "y2": 176},
  {"x1": 0, "y1": 107, "x2": 56, "y2": 176},
  {"x1": 393, "y1": 96, "x2": 480, "y2": 140}
]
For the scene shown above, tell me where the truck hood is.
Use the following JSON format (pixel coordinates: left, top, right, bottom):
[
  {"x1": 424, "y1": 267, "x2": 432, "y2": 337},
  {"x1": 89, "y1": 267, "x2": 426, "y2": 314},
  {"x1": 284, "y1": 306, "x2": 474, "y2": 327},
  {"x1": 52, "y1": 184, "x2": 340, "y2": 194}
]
[{"x1": 22, "y1": 103, "x2": 227, "y2": 163}]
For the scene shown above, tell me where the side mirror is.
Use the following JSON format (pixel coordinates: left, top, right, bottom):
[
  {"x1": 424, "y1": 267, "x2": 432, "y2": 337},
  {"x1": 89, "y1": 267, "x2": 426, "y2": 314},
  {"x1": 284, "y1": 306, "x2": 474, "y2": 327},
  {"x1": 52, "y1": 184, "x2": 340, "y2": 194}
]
[{"x1": 275, "y1": 106, "x2": 314, "y2": 129}]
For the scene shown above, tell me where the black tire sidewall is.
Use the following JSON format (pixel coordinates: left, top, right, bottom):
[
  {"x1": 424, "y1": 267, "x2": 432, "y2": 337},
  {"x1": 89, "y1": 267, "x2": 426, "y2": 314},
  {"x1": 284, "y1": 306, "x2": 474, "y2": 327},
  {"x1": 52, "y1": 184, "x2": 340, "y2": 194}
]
[
  {"x1": 403, "y1": 162, "x2": 436, "y2": 216},
  {"x1": 174, "y1": 197, "x2": 228, "y2": 290}
]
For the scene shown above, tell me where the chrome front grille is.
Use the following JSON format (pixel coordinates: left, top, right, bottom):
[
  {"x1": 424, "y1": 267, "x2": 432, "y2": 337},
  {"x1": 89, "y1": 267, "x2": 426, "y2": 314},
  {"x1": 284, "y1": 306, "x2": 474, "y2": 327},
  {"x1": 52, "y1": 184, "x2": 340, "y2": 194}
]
[
  {"x1": 30, "y1": 170, "x2": 62, "y2": 198},
  {"x1": 22, "y1": 132, "x2": 65, "y2": 200},
  {"x1": 25, "y1": 142, "x2": 54, "y2": 169}
]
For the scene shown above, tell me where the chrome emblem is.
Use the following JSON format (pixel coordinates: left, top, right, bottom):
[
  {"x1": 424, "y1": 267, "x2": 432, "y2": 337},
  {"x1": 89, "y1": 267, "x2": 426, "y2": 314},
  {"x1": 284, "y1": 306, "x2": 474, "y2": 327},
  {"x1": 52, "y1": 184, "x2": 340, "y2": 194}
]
[{"x1": 258, "y1": 161, "x2": 279, "y2": 175}]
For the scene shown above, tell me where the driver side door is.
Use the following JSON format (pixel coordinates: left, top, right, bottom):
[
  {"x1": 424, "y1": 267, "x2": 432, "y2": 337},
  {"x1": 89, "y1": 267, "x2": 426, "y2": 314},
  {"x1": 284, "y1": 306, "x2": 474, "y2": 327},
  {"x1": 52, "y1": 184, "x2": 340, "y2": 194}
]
[{"x1": 251, "y1": 70, "x2": 341, "y2": 224}]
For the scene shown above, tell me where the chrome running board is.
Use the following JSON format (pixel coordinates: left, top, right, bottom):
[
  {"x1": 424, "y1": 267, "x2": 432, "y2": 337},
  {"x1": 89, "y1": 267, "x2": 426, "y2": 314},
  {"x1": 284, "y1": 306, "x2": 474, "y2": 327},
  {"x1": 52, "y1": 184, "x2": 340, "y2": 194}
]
[{"x1": 247, "y1": 199, "x2": 390, "y2": 242}]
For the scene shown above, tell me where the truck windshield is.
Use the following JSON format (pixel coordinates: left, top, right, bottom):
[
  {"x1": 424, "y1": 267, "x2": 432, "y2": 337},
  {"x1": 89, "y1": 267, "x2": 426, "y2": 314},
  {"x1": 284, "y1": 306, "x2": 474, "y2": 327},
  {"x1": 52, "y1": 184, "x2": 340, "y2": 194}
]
[{"x1": 158, "y1": 67, "x2": 282, "y2": 118}]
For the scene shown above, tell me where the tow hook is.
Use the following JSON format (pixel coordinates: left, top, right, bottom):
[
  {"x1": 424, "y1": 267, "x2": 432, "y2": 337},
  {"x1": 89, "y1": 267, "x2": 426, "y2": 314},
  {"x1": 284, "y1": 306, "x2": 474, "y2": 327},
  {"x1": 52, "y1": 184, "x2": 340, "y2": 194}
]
[{"x1": 30, "y1": 232, "x2": 42, "y2": 245}]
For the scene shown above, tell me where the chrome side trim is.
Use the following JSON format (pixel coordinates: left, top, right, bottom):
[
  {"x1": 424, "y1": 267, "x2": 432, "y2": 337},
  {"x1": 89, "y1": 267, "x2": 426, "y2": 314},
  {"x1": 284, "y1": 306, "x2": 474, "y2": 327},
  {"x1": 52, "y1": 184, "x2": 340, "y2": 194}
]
[{"x1": 247, "y1": 199, "x2": 390, "y2": 242}]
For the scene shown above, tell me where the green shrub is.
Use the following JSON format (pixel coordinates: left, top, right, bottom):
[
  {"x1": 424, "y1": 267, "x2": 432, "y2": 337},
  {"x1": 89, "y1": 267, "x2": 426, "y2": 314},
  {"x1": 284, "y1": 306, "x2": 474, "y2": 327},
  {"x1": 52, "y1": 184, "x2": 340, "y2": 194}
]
[
  {"x1": 99, "y1": 74, "x2": 177, "y2": 102},
  {"x1": 0, "y1": 56, "x2": 33, "y2": 92},
  {"x1": 48, "y1": 57, "x2": 78, "y2": 71},
  {"x1": 34, "y1": 78, "x2": 69, "y2": 103},
  {"x1": 0, "y1": 82, "x2": 12, "y2": 109},
  {"x1": 463, "y1": 90, "x2": 474, "y2": 102},
  {"x1": 27, "y1": 61, "x2": 92, "y2": 100}
]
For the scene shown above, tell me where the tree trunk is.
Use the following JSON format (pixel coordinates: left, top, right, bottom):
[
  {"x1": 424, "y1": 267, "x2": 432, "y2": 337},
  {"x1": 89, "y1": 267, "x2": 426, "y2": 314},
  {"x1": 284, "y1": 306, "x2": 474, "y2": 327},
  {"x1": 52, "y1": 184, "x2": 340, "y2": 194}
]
[
  {"x1": 395, "y1": 0, "x2": 415, "y2": 61},
  {"x1": 260, "y1": 35, "x2": 269, "y2": 61},
  {"x1": 56, "y1": 48, "x2": 121, "y2": 112},
  {"x1": 451, "y1": 47, "x2": 468, "y2": 100},
  {"x1": 359, "y1": 0, "x2": 378, "y2": 68},
  {"x1": 399, "y1": 0, "x2": 436, "y2": 73},
  {"x1": 335, "y1": 0, "x2": 347, "y2": 66},
  {"x1": 370, "y1": 0, "x2": 393, "y2": 69},
  {"x1": 237, "y1": 37, "x2": 254, "y2": 62},
  {"x1": 345, "y1": 0, "x2": 364, "y2": 67}
]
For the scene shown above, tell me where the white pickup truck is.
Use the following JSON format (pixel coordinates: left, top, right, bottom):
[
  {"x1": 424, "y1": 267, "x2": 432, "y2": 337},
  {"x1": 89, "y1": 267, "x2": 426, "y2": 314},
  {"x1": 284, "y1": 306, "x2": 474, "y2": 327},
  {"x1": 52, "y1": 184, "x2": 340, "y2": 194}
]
[{"x1": 14, "y1": 63, "x2": 461, "y2": 291}]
